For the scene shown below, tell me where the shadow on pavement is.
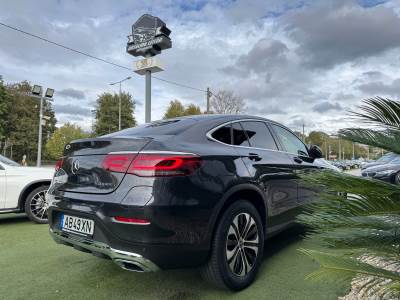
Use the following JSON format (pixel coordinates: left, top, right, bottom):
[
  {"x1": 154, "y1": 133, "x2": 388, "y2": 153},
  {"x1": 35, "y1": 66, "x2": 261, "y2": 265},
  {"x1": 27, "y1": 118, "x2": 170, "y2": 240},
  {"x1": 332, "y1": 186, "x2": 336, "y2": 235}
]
[
  {"x1": 263, "y1": 225, "x2": 305, "y2": 259},
  {"x1": 0, "y1": 213, "x2": 30, "y2": 225}
]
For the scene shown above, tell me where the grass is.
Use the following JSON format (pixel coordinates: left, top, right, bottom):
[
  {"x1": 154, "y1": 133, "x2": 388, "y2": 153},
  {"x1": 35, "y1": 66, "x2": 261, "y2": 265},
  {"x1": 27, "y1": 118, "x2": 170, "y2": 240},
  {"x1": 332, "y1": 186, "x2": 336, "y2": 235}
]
[{"x1": 0, "y1": 214, "x2": 347, "y2": 300}]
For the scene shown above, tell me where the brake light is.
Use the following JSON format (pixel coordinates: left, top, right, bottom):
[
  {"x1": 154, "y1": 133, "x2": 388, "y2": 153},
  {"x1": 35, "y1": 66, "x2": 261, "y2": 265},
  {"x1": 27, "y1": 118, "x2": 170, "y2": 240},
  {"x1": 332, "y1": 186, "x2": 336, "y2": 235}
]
[
  {"x1": 55, "y1": 158, "x2": 63, "y2": 171},
  {"x1": 113, "y1": 216, "x2": 151, "y2": 225},
  {"x1": 102, "y1": 154, "x2": 136, "y2": 173},
  {"x1": 128, "y1": 154, "x2": 202, "y2": 177}
]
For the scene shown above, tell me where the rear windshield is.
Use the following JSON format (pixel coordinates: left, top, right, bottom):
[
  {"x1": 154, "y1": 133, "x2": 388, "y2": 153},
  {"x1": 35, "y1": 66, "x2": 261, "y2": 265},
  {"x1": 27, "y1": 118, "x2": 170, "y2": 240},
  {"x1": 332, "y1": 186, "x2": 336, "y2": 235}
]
[
  {"x1": 389, "y1": 156, "x2": 400, "y2": 164},
  {"x1": 104, "y1": 119, "x2": 196, "y2": 137},
  {"x1": 377, "y1": 153, "x2": 397, "y2": 162}
]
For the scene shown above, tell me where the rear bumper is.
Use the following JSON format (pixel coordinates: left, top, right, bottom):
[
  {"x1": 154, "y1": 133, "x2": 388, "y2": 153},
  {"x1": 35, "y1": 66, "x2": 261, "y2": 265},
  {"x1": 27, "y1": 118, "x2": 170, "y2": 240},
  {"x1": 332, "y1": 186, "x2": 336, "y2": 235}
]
[
  {"x1": 50, "y1": 228, "x2": 159, "y2": 272},
  {"x1": 362, "y1": 173, "x2": 393, "y2": 183},
  {"x1": 373, "y1": 175, "x2": 393, "y2": 183},
  {"x1": 46, "y1": 194, "x2": 211, "y2": 269}
]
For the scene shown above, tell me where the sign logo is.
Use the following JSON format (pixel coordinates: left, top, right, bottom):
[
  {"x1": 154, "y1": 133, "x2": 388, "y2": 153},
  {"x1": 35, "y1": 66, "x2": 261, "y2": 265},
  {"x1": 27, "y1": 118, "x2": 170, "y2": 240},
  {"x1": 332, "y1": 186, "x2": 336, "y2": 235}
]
[
  {"x1": 71, "y1": 159, "x2": 80, "y2": 174},
  {"x1": 133, "y1": 27, "x2": 156, "y2": 44},
  {"x1": 136, "y1": 57, "x2": 153, "y2": 69},
  {"x1": 127, "y1": 14, "x2": 172, "y2": 58}
]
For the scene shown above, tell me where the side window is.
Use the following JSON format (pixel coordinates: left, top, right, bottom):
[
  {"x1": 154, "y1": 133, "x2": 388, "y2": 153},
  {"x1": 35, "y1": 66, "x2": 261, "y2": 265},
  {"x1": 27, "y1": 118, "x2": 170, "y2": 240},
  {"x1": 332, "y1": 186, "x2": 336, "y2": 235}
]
[
  {"x1": 241, "y1": 121, "x2": 278, "y2": 150},
  {"x1": 232, "y1": 122, "x2": 250, "y2": 147},
  {"x1": 211, "y1": 124, "x2": 232, "y2": 145},
  {"x1": 272, "y1": 125, "x2": 309, "y2": 156}
]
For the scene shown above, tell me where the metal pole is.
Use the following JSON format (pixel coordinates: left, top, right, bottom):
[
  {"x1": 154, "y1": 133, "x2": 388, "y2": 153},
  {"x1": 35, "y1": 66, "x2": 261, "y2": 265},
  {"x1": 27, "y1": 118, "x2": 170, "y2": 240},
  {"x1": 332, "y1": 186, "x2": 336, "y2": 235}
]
[
  {"x1": 206, "y1": 87, "x2": 210, "y2": 113},
  {"x1": 302, "y1": 124, "x2": 305, "y2": 142},
  {"x1": 325, "y1": 139, "x2": 328, "y2": 160},
  {"x1": 37, "y1": 96, "x2": 43, "y2": 167},
  {"x1": 352, "y1": 142, "x2": 355, "y2": 160},
  {"x1": 145, "y1": 70, "x2": 151, "y2": 123},
  {"x1": 119, "y1": 82, "x2": 122, "y2": 131},
  {"x1": 338, "y1": 139, "x2": 341, "y2": 160},
  {"x1": 328, "y1": 144, "x2": 331, "y2": 161}
]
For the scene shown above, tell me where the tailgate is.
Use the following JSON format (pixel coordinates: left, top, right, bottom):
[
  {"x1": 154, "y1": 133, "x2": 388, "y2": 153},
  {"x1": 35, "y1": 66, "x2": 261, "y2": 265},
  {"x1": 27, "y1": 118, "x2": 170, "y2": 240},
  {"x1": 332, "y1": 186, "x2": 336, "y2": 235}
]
[{"x1": 57, "y1": 137, "x2": 150, "y2": 194}]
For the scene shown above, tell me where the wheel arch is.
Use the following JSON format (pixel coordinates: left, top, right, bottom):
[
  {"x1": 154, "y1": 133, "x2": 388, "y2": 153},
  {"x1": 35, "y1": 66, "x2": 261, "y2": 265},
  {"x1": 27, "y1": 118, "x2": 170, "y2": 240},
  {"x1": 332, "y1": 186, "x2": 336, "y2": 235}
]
[
  {"x1": 208, "y1": 184, "x2": 268, "y2": 244},
  {"x1": 18, "y1": 180, "x2": 51, "y2": 210}
]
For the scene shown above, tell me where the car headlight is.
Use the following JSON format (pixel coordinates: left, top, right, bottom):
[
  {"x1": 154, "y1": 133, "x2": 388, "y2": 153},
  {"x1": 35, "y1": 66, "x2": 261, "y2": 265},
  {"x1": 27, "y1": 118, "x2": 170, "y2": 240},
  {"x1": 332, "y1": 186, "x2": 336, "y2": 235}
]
[{"x1": 375, "y1": 169, "x2": 395, "y2": 176}]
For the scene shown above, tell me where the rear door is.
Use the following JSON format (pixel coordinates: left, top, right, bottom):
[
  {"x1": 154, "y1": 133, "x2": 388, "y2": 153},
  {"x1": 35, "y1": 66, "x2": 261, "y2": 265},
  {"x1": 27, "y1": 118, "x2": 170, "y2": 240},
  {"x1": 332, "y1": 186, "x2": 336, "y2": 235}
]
[
  {"x1": 0, "y1": 163, "x2": 6, "y2": 208},
  {"x1": 232, "y1": 121, "x2": 298, "y2": 228},
  {"x1": 270, "y1": 124, "x2": 318, "y2": 205}
]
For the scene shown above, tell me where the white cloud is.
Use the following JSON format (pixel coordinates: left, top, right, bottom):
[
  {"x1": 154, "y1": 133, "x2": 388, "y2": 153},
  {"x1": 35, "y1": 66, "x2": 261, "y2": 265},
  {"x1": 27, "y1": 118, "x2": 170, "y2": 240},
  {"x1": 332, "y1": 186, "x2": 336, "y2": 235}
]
[{"x1": 0, "y1": 0, "x2": 399, "y2": 134}]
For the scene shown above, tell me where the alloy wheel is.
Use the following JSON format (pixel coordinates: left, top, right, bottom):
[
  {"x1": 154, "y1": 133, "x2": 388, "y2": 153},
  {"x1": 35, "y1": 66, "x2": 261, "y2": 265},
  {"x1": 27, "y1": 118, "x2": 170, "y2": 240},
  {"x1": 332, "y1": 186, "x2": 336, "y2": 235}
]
[
  {"x1": 30, "y1": 190, "x2": 48, "y2": 221},
  {"x1": 226, "y1": 213, "x2": 259, "y2": 277}
]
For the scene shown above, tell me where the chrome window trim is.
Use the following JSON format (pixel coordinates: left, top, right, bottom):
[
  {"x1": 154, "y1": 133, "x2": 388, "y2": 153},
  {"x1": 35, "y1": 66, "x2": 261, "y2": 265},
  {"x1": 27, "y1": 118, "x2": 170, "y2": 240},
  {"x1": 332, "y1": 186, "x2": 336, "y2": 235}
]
[
  {"x1": 206, "y1": 118, "x2": 310, "y2": 156},
  {"x1": 108, "y1": 151, "x2": 139, "y2": 154},
  {"x1": 108, "y1": 151, "x2": 197, "y2": 156}
]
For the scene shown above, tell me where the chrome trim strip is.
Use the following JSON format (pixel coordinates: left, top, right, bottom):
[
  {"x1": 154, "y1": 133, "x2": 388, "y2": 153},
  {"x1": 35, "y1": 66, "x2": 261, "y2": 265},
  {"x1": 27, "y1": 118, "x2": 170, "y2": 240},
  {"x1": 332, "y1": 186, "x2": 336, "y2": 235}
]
[
  {"x1": 108, "y1": 151, "x2": 138, "y2": 154},
  {"x1": 110, "y1": 248, "x2": 142, "y2": 257},
  {"x1": 0, "y1": 208, "x2": 20, "y2": 213},
  {"x1": 108, "y1": 151, "x2": 197, "y2": 156},
  {"x1": 50, "y1": 228, "x2": 159, "y2": 272},
  {"x1": 140, "y1": 151, "x2": 197, "y2": 155}
]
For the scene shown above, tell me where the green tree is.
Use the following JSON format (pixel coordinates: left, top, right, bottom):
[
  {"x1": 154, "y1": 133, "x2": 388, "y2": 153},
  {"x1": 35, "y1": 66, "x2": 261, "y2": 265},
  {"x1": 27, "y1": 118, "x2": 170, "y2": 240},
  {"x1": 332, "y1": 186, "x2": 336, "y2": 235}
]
[
  {"x1": 0, "y1": 76, "x2": 11, "y2": 140},
  {"x1": 299, "y1": 97, "x2": 400, "y2": 298},
  {"x1": 3, "y1": 81, "x2": 56, "y2": 163},
  {"x1": 45, "y1": 123, "x2": 89, "y2": 159},
  {"x1": 184, "y1": 104, "x2": 202, "y2": 116},
  {"x1": 163, "y1": 100, "x2": 185, "y2": 119},
  {"x1": 94, "y1": 92, "x2": 136, "y2": 135},
  {"x1": 307, "y1": 131, "x2": 329, "y2": 147},
  {"x1": 163, "y1": 100, "x2": 202, "y2": 119}
]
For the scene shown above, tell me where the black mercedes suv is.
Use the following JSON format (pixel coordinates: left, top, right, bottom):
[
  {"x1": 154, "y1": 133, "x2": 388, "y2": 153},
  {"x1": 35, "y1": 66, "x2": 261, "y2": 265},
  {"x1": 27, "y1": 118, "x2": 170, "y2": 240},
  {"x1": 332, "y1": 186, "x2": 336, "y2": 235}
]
[{"x1": 47, "y1": 114, "x2": 324, "y2": 290}]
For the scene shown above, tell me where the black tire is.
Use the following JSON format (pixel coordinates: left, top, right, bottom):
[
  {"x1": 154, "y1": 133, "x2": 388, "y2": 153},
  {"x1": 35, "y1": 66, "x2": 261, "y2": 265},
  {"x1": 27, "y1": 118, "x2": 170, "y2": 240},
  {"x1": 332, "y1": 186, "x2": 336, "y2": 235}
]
[
  {"x1": 24, "y1": 185, "x2": 49, "y2": 224},
  {"x1": 394, "y1": 172, "x2": 400, "y2": 185},
  {"x1": 201, "y1": 200, "x2": 264, "y2": 291}
]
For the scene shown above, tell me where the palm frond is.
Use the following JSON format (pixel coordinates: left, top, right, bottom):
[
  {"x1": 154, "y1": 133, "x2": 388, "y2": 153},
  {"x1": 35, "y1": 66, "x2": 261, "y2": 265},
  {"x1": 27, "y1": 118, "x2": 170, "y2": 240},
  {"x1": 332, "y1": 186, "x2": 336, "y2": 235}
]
[
  {"x1": 351, "y1": 97, "x2": 400, "y2": 130},
  {"x1": 303, "y1": 227, "x2": 400, "y2": 254},
  {"x1": 299, "y1": 97, "x2": 400, "y2": 298},
  {"x1": 300, "y1": 249, "x2": 400, "y2": 297},
  {"x1": 299, "y1": 171, "x2": 400, "y2": 216},
  {"x1": 339, "y1": 128, "x2": 400, "y2": 154},
  {"x1": 298, "y1": 170, "x2": 400, "y2": 296}
]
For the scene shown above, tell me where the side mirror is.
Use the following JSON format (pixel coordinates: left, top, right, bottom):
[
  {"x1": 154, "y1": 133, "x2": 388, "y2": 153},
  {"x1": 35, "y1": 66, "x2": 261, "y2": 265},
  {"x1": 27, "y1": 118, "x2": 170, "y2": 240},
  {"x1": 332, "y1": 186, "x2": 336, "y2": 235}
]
[{"x1": 308, "y1": 145, "x2": 323, "y2": 159}]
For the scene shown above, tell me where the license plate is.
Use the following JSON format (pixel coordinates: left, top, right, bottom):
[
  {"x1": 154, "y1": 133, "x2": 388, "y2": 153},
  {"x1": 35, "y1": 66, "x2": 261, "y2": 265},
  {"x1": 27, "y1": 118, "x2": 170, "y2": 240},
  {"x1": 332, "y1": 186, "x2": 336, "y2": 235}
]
[{"x1": 61, "y1": 214, "x2": 94, "y2": 236}]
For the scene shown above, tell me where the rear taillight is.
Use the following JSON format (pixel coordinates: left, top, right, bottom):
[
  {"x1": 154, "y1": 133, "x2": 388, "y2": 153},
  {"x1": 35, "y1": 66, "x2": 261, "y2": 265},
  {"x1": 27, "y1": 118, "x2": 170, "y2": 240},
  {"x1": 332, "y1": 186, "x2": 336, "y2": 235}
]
[
  {"x1": 128, "y1": 154, "x2": 202, "y2": 177},
  {"x1": 55, "y1": 158, "x2": 63, "y2": 171},
  {"x1": 102, "y1": 154, "x2": 136, "y2": 173}
]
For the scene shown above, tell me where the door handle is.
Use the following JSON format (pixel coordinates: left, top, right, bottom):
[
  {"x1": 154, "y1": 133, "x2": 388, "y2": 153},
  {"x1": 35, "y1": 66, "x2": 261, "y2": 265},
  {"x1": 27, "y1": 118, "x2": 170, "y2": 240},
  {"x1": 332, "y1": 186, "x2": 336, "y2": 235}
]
[
  {"x1": 293, "y1": 157, "x2": 303, "y2": 164},
  {"x1": 248, "y1": 153, "x2": 262, "y2": 161}
]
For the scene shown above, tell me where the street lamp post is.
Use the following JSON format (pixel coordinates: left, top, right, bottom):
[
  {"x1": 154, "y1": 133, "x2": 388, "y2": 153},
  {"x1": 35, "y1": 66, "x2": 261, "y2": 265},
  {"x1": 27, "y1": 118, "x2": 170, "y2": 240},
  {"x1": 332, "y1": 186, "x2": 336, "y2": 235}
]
[
  {"x1": 31, "y1": 85, "x2": 54, "y2": 167},
  {"x1": 110, "y1": 76, "x2": 131, "y2": 131}
]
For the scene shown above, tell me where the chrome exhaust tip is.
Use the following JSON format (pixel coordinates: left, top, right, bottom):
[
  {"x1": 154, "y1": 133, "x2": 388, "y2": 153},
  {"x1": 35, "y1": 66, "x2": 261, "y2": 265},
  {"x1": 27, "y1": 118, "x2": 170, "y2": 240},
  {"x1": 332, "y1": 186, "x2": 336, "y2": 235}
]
[{"x1": 114, "y1": 259, "x2": 146, "y2": 272}]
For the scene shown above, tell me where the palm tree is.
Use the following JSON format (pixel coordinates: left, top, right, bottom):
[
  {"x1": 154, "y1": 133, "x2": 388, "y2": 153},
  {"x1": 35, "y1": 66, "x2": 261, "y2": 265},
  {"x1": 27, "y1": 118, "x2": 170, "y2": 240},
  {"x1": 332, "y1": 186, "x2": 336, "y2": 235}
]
[{"x1": 298, "y1": 97, "x2": 400, "y2": 298}]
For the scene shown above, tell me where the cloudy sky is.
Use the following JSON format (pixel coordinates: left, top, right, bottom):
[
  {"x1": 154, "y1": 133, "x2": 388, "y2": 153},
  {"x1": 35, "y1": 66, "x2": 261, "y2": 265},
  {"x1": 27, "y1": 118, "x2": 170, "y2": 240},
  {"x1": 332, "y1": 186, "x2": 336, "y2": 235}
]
[{"x1": 1, "y1": 0, "x2": 400, "y2": 134}]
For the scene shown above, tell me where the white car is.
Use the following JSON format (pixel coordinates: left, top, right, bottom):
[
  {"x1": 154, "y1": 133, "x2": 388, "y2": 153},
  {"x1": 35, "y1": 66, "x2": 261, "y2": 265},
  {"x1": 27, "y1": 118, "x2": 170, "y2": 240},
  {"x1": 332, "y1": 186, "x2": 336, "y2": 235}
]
[{"x1": 0, "y1": 155, "x2": 54, "y2": 223}]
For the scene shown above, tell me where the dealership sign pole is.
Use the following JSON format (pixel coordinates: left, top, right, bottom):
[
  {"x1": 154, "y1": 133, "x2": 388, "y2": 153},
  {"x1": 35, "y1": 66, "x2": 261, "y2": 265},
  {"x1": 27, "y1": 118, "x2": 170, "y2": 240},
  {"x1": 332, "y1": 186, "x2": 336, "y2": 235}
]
[{"x1": 127, "y1": 14, "x2": 172, "y2": 123}]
